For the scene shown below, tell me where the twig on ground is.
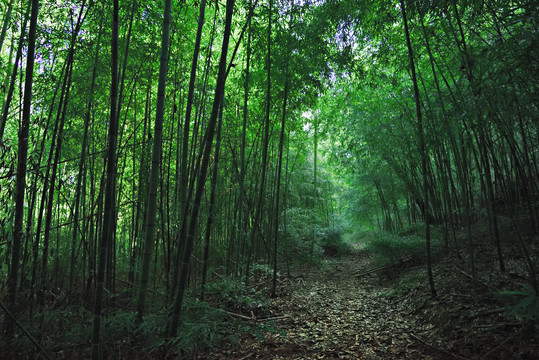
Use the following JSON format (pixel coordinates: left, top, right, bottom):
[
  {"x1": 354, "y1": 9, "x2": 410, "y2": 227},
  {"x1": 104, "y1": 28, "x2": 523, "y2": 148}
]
[
  {"x1": 223, "y1": 310, "x2": 255, "y2": 320},
  {"x1": 451, "y1": 264, "x2": 491, "y2": 289},
  {"x1": 115, "y1": 277, "x2": 160, "y2": 295},
  {"x1": 256, "y1": 315, "x2": 289, "y2": 322},
  {"x1": 467, "y1": 307, "x2": 506, "y2": 320},
  {"x1": 353, "y1": 265, "x2": 390, "y2": 277},
  {"x1": 191, "y1": 255, "x2": 224, "y2": 279},
  {"x1": 480, "y1": 333, "x2": 521, "y2": 360},
  {"x1": 410, "y1": 332, "x2": 470, "y2": 360},
  {"x1": 354, "y1": 256, "x2": 413, "y2": 277},
  {"x1": 0, "y1": 299, "x2": 53, "y2": 360},
  {"x1": 472, "y1": 322, "x2": 521, "y2": 330}
]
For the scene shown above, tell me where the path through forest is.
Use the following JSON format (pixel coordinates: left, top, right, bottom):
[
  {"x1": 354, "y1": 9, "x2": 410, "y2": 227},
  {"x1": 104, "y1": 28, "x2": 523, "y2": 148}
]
[
  {"x1": 203, "y1": 244, "x2": 445, "y2": 359},
  {"x1": 199, "y1": 239, "x2": 538, "y2": 360}
]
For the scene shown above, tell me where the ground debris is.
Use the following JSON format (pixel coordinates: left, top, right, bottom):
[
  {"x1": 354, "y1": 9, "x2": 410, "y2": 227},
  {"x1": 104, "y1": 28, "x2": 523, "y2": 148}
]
[{"x1": 199, "y1": 247, "x2": 538, "y2": 359}]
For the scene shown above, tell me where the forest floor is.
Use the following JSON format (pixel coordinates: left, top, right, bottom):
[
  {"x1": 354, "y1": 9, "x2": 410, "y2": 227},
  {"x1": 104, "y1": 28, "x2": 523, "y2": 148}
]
[{"x1": 199, "y1": 242, "x2": 538, "y2": 360}]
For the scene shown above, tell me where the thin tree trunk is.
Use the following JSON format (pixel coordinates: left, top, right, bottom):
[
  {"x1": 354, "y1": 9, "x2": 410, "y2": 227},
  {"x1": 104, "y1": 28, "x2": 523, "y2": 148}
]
[
  {"x1": 170, "y1": 0, "x2": 207, "y2": 298},
  {"x1": 136, "y1": 0, "x2": 172, "y2": 320},
  {"x1": 28, "y1": 58, "x2": 67, "y2": 315},
  {"x1": 200, "y1": 94, "x2": 224, "y2": 301},
  {"x1": 40, "y1": 4, "x2": 86, "y2": 304},
  {"x1": 451, "y1": 3, "x2": 505, "y2": 276},
  {"x1": 129, "y1": 80, "x2": 152, "y2": 285},
  {"x1": 245, "y1": 0, "x2": 272, "y2": 286},
  {"x1": 39, "y1": 57, "x2": 74, "y2": 306},
  {"x1": 168, "y1": 0, "x2": 235, "y2": 337},
  {"x1": 6, "y1": 0, "x2": 39, "y2": 339},
  {"x1": 116, "y1": 0, "x2": 136, "y2": 123},
  {"x1": 229, "y1": 0, "x2": 253, "y2": 277},
  {"x1": 311, "y1": 115, "x2": 318, "y2": 255},
  {"x1": 0, "y1": 5, "x2": 30, "y2": 142},
  {"x1": 272, "y1": 77, "x2": 288, "y2": 297},
  {"x1": 70, "y1": 14, "x2": 102, "y2": 293},
  {"x1": 400, "y1": 0, "x2": 436, "y2": 296},
  {"x1": 418, "y1": 13, "x2": 462, "y2": 254},
  {"x1": 92, "y1": 0, "x2": 120, "y2": 357},
  {"x1": 0, "y1": 0, "x2": 15, "y2": 53},
  {"x1": 20, "y1": 71, "x2": 57, "y2": 294}
]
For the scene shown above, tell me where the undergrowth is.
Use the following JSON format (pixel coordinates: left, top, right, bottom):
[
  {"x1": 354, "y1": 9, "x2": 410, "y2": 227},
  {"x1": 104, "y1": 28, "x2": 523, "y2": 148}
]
[
  {"x1": 363, "y1": 227, "x2": 443, "y2": 266},
  {"x1": 2, "y1": 278, "x2": 280, "y2": 359},
  {"x1": 497, "y1": 285, "x2": 539, "y2": 323},
  {"x1": 317, "y1": 227, "x2": 353, "y2": 257},
  {"x1": 284, "y1": 225, "x2": 352, "y2": 266},
  {"x1": 381, "y1": 268, "x2": 424, "y2": 298},
  {"x1": 204, "y1": 277, "x2": 270, "y2": 312}
]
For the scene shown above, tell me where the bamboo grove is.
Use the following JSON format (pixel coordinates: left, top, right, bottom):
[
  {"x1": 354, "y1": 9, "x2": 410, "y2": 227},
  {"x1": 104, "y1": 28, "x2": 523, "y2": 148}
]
[
  {"x1": 317, "y1": 0, "x2": 538, "y2": 295},
  {"x1": 1, "y1": 0, "x2": 538, "y2": 357},
  {"x1": 1, "y1": 0, "x2": 344, "y2": 356}
]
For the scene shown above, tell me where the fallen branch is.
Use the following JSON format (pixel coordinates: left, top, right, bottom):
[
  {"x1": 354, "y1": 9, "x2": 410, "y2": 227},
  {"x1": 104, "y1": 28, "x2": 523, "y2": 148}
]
[
  {"x1": 480, "y1": 333, "x2": 518, "y2": 360},
  {"x1": 467, "y1": 308, "x2": 506, "y2": 320},
  {"x1": 353, "y1": 265, "x2": 390, "y2": 277},
  {"x1": 222, "y1": 310, "x2": 288, "y2": 323},
  {"x1": 410, "y1": 332, "x2": 470, "y2": 360},
  {"x1": 406, "y1": 265, "x2": 426, "y2": 272},
  {"x1": 115, "y1": 278, "x2": 164, "y2": 295},
  {"x1": 354, "y1": 256, "x2": 413, "y2": 277},
  {"x1": 256, "y1": 315, "x2": 289, "y2": 322},
  {"x1": 451, "y1": 264, "x2": 491, "y2": 290},
  {"x1": 223, "y1": 310, "x2": 255, "y2": 320},
  {"x1": 0, "y1": 300, "x2": 53, "y2": 360},
  {"x1": 47, "y1": 342, "x2": 92, "y2": 352},
  {"x1": 472, "y1": 322, "x2": 521, "y2": 330}
]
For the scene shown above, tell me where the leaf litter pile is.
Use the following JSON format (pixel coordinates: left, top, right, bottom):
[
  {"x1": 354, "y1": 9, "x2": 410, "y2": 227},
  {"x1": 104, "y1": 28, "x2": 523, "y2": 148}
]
[{"x1": 200, "y1": 244, "x2": 538, "y2": 359}]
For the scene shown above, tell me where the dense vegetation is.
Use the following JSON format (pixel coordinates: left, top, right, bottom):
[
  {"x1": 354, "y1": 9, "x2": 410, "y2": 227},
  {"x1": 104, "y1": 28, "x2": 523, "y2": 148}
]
[{"x1": 0, "y1": 0, "x2": 538, "y2": 358}]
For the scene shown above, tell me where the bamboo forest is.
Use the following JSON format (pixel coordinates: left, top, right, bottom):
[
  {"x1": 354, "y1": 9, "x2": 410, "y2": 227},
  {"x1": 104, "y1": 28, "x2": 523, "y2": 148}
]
[{"x1": 0, "y1": 0, "x2": 538, "y2": 358}]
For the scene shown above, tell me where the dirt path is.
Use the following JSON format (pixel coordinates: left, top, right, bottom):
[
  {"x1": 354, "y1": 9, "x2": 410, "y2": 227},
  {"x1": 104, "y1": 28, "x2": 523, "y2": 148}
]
[
  {"x1": 203, "y1": 247, "x2": 441, "y2": 359},
  {"x1": 262, "y1": 255, "x2": 430, "y2": 359},
  {"x1": 199, "y1": 241, "x2": 539, "y2": 360}
]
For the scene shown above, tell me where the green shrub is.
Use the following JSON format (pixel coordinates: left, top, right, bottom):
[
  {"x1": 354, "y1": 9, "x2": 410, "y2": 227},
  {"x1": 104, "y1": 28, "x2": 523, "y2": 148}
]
[
  {"x1": 498, "y1": 285, "x2": 539, "y2": 323},
  {"x1": 317, "y1": 227, "x2": 352, "y2": 256},
  {"x1": 283, "y1": 207, "x2": 350, "y2": 263},
  {"x1": 171, "y1": 299, "x2": 283, "y2": 356},
  {"x1": 281, "y1": 230, "x2": 323, "y2": 265},
  {"x1": 388, "y1": 268, "x2": 424, "y2": 298},
  {"x1": 364, "y1": 231, "x2": 426, "y2": 266},
  {"x1": 398, "y1": 223, "x2": 425, "y2": 237},
  {"x1": 204, "y1": 278, "x2": 268, "y2": 311}
]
